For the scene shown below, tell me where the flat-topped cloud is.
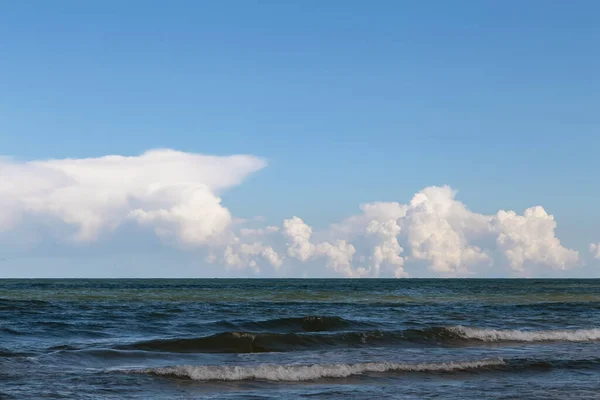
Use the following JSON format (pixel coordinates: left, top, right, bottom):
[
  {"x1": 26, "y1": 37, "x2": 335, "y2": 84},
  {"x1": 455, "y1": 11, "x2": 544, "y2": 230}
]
[{"x1": 0, "y1": 149, "x2": 266, "y2": 243}]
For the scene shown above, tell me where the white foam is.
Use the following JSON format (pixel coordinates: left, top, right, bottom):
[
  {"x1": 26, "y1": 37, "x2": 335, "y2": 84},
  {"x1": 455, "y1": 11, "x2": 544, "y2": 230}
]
[
  {"x1": 126, "y1": 358, "x2": 504, "y2": 381},
  {"x1": 448, "y1": 326, "x2": 600, "y2": 342}
]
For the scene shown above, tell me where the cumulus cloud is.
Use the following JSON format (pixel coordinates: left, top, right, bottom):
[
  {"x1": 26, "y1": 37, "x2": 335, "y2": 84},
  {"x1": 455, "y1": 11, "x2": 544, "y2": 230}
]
[
  {"x1": 401, "y1": 186, "x2": 491, "y2": 275},
  {"x1": 0, "y1": 150, "x2": 584, "y2": 277},
  {"x1": 221, "y1": 241, "x2": 283, "y2": 272},
  {"x1": 365, "y1": 219, "x2": 405, "y2": 277},
  {"x1": 0, "y1": 149, "x2": 266, "y2": 244},
  {"x1": 283, "y1": 217, "x2": 359, "y2": 277},
  {"x1": 278, "y1": 186, "x2": 579, "y2": 277},
  {"x1": 492, "y1": 206, "x2": 579, "y2": 271}
]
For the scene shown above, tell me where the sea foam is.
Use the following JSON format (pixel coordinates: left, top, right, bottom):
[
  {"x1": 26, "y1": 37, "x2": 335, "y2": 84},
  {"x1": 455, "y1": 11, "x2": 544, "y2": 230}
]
[
  {"x1": 447, "y1": 326, "x2": 600, "y2": 342},
  {"x1": 125, "y1": 358, "x2": 505, "y2": 381}
]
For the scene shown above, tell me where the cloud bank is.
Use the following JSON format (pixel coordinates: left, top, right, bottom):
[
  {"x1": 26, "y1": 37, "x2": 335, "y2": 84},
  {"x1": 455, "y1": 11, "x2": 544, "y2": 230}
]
[{"x1": 0, "y1": 149, "x2": 584, "y2": 277}]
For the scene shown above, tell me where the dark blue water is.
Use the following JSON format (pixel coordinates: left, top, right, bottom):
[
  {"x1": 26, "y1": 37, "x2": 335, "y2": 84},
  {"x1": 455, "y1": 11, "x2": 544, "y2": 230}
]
[{"x1": 2, "y1": 279, "x2": 600, "y2": 399}]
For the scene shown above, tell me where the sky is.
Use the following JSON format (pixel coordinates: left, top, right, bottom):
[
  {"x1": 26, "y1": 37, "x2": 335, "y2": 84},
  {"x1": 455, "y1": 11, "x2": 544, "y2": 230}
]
[{"x1": 0, "y1": 1, "x2": 599, "y2": 278}]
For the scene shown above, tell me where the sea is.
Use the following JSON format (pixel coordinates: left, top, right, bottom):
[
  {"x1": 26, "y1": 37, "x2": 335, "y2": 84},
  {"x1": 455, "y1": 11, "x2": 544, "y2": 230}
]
[{"x1": 1, "y1": 279, "x2": 600, "y2": 399}]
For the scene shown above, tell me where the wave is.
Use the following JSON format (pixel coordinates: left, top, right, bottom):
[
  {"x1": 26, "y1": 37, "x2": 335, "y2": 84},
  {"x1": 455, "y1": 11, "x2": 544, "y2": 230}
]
[
  {"x1": 0, "y1": 347, "x2": 33, "y2": 358},
  {"x1": 124, "y1": 358, "x2": 505, "y2": 381},
  {"x1": 230, "y1": 316, "x2": 374, "y2": 332},
  {"x1": 116, "y1": 330, "x2": 401, "y2": 353},
  {"x1": 445, "y1": 326, "x2": 600, "y2": 342},
  {"x1": 0, "y1": 327, "x2": 22, "y2": 335},
  {"x1": 121, "y1": 356, "x2": 600, "y2": 381},
  {"x1": 0, "y1": 298, "x2": 50, "y2": 311},
  {"x1": 115, "y1": 326, "x2": 600, "y2": 354}
]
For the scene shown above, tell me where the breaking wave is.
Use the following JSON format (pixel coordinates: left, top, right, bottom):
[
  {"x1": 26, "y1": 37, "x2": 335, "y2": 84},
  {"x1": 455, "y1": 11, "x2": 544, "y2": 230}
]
[
  {"x1": 445, "y1": 326, "x2": 600, "y2": 342},
  {"x1": 115, "y1": 326, "x2": 600, "y2": 354},
  {"x1": 124, "y1": 358, "x2": 505, "y2": 381}
]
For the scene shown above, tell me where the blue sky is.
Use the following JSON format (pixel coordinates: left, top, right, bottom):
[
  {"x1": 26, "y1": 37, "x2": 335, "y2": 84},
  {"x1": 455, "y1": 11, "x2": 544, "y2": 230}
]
[{"x1": 0, "y1": 1, "x2": 599, "y2": 277}]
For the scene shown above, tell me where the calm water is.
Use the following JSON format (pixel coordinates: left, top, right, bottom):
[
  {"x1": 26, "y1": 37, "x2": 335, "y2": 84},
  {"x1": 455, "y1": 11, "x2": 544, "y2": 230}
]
[{"x1": 1, "y1": 279, "x2": 600, "y2": 399}]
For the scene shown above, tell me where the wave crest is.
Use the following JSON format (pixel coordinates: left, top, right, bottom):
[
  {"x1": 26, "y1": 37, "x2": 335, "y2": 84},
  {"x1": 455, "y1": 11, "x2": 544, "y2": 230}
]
[
  {"x1": 238, "y1": 315, "x2": 371, "y2": 332},
  {"x1": 115, "y1": 326, "x2": 600, "y2": 354},
  {"x1": 447, "y1": 326, "x2": 600, "y2": 342},
  {"x1": 117, "y1": 330, "x2": 395, "y2": 353},
  {"x1": 125, "y1": 359, "x2": 505, "y2": 381}
]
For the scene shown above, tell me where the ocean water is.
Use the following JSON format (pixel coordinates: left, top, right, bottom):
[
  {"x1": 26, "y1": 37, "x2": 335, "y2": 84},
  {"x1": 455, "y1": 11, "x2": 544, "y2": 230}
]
[{"x1": 1, "y1": 279, "x2": 600, "y2": 399}]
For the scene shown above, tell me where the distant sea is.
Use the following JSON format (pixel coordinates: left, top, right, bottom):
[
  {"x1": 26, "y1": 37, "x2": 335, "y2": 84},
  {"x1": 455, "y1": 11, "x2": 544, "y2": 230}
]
[{"x1": 2, "y1": 279, "x2": 600, "y2": 399}]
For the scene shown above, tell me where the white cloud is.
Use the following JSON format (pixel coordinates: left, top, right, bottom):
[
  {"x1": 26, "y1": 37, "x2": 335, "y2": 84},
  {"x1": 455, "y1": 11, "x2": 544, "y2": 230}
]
[
  {"x1": 283, "y1": 217, "x2": 316, "y2": 263},
  {"x1": 365, "y1": 219, "x2": 406, "y2": 277},
  {"x1": 278, "y1": 186, "x2": 579, "y2": 277},
  {"x1": 492, "y1": 206, "x2": 579, "y2": 271},
  {"x1": 0, "y1": 149, "x2": 266, "y2": 244},
  {"x1": 0, "y1": 150, "x2": 584, "y2": 277},
  {"x1": 129, "y1": 184, "x2": 231, "y2": 246},
  {"x1": 590, "y1": 243, "x2": 600, "y2": 259},
  {"x1": 225, "y1": 242, "x2": 283, "y2": 271},
  {"x1": 283, "y1": 217, "x2": 359, "y2": 277},
  {"x1": 401, "y1": 186, "x2": 491, "y2": 275}
]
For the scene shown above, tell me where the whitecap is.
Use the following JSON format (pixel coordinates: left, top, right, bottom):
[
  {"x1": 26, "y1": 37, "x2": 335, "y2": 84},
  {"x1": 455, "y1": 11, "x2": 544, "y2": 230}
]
[{"x1": 123, "y1": 358, "x2": 505, "y2": 381}]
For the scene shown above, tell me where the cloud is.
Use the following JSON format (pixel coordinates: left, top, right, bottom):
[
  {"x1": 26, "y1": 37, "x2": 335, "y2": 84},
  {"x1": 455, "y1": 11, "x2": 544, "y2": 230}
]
[
  {"x1": 365, "y1": 219, "x2": 405, "y2": 278},
  {"x1": 0, "y1": 149, "x2": 266, "y2": 244},
  {"x1": 492, "y1": 206, "x2": 579, "y2": 271},
  {"x1": 282, "y1": 216, "x2": 359, "y2": 277},
  {"x1": 401, "y1": 186, "x2": 491, "y2": 275},
  {"x1": 590, "y1": 243, "x2": 600, "y2": 259},
  {"x1": 0, "y1": 151, "x2": 583, "y2": 278},
  {"x1": 240, "y1": 226, "x2": 280, "y2": 237},
  {"x1": 276, "y1": 186, "x2": 579, "y2": 277},
  {"x1": 221, "y1": 242, "x2": 283, "y2": 272}
]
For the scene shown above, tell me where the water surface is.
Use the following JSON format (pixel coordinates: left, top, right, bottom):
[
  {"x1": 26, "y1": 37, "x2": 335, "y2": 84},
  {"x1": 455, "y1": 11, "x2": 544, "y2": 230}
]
[{"x1": 1, "y1": 279, "x2": 600, "y2": 399}]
